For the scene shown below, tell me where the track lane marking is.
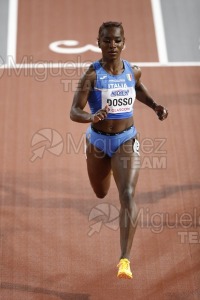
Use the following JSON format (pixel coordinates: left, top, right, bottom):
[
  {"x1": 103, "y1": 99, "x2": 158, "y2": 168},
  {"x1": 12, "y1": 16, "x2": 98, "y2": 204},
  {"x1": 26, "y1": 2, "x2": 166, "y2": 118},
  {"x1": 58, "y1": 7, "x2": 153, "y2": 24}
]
[
  {"x1": 151, "y1": 0, "x2": 168, "y2": 63},
  {"x1": 7, "y1": 0, "x2": 18, "y2": 64}
]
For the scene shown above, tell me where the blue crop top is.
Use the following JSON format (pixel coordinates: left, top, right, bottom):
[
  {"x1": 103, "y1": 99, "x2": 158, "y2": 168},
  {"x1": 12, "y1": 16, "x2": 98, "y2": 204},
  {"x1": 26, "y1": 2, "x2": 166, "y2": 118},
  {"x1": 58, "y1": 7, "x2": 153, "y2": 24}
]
[{"x1": 88, "y1": 60, "x2": 136, "y2": 120}]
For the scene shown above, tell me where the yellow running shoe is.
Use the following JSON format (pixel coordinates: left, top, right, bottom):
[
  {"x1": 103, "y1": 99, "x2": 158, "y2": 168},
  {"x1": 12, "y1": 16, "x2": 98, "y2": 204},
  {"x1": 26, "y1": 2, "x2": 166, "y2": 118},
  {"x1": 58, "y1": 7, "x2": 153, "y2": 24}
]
[{"x1": 117, "y1": 258, "x2": 133, "y2": 279}]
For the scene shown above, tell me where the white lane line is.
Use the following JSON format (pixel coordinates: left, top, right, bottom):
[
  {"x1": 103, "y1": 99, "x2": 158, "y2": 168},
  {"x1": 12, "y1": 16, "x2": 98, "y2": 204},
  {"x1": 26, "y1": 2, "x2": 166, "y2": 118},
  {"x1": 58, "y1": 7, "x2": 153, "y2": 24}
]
[
  {"x1": 7, "y1": 0, "x2": 18, "y2": 64},
  {"x1": 151, "y1": 0, "x2": 168, "y2": 63},
  {"x1": 0, "y1": 62, "x2": 200, "y2": 69}
]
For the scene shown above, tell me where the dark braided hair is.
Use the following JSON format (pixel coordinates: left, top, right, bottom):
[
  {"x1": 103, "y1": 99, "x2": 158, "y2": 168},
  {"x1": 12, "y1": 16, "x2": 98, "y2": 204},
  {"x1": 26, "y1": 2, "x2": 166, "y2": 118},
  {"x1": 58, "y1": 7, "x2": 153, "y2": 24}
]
[{"x1": 98, "y1": 21, "x2": 124, "y2": 40}]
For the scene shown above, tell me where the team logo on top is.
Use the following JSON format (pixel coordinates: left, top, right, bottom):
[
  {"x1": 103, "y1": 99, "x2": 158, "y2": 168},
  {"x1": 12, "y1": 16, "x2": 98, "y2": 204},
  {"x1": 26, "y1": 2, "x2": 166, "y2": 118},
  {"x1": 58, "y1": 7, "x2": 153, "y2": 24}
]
[
  {"x1": 111, "y1": 89, "x2": 129, "y2": 97},
  {"x1": 126, "y1": 74, "x2": 132, "y2": 81}
]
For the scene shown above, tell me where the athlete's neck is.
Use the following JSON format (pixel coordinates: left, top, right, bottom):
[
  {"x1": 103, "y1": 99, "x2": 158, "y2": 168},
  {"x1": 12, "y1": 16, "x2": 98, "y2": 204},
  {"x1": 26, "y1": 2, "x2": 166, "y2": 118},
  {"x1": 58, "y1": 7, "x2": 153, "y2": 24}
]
[{"x1": 100, "y1": 58, "x2": 124, "y2": 75}]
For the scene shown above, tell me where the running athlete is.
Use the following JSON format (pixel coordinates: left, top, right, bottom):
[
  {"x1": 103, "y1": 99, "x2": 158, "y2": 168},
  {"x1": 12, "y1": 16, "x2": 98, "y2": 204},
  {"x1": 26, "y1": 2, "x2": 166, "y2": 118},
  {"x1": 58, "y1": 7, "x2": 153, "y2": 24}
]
[{"x1": 70, "y1": 21, "x2": 168, "y2": 279}]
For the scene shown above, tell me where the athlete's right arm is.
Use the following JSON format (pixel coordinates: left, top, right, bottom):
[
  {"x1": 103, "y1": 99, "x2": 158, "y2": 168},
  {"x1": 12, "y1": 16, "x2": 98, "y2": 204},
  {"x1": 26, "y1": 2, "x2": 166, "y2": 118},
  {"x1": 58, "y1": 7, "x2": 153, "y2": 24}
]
[
  {"x1": 70, "y1": 66, "x2": 108, "y2": 123},
  {"x1": 70, "y1": 65, "x2": 96, "y2": 123}
]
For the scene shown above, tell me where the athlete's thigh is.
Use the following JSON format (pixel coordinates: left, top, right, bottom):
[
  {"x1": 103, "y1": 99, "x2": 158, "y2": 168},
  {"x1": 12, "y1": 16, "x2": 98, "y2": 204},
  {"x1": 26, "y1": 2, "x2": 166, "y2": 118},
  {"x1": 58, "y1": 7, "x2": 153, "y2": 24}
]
[
  {"x1": 86, "y1": 141, "x2": 112, "y2": 196},
  {"x1": 111, "y1": 138, "x2": 140, "y2": 193}
]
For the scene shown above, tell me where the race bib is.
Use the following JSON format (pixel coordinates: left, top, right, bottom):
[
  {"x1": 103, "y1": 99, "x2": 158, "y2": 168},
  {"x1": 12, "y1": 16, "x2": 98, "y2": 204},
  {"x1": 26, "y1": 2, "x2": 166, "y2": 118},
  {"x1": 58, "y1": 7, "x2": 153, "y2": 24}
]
[{"x1": 102, "y1": 87, "x2": 136, "y2": 114}]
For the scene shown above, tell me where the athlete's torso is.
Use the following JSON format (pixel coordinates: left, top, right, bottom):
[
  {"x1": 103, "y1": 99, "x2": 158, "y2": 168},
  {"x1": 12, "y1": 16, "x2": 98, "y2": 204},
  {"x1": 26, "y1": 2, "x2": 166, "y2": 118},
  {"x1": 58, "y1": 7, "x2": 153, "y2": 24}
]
[{"x1": 88, "y1": 60, "x2": 136, "y2": 120}]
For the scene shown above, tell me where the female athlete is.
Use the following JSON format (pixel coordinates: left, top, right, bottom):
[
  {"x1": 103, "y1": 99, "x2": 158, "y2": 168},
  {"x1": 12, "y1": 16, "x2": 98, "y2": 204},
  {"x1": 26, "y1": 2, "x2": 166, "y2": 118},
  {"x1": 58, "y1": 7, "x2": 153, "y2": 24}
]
[{"x1": 70, "y1": 21, "x2": 168, "y2": 279}]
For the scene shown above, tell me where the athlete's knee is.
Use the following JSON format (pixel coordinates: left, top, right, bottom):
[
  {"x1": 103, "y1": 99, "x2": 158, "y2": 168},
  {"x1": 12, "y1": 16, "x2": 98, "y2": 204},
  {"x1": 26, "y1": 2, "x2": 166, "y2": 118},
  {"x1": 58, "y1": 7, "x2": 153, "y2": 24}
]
[
  {"x1": 92, "y1": 186, "x2": 108, "y2": 199},
  {"x1": 119, "y1": 187, "x2": 136, "y2": 208},
  {"x1": 95, "y1": 191, "x2": 108, "y2": 199}
]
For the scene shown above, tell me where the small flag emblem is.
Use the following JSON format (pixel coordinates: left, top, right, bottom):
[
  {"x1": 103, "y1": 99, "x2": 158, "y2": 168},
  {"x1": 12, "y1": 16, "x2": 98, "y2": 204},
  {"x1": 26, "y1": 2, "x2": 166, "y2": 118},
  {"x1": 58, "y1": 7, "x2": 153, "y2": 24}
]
[{"x1": 126, "y1": 74, "x2": 132, "y2": 81}]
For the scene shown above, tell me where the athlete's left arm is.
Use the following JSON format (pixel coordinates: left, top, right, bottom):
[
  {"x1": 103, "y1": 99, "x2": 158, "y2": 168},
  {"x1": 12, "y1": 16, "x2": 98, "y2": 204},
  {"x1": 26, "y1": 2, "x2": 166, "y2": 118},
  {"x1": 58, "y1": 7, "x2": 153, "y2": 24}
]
[{"x1": 133, "y1": 65, "x2": 168, "y2": 121}]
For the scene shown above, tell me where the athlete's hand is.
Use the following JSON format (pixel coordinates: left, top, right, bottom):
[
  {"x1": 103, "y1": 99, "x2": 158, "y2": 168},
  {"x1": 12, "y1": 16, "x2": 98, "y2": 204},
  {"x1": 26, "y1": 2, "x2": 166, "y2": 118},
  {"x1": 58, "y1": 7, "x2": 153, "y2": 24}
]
[
  {"x1": 92, "y1": 105, "x2": 109, "y2": 123},
  {"x1": 154, "y1": 105, "x2": 168, "y2": 121}
]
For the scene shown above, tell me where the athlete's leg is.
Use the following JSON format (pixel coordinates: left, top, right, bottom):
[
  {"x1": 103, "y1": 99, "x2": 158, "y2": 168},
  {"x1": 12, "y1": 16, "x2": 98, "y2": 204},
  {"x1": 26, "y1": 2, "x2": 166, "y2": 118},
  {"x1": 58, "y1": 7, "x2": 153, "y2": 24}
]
[
  {"x1": 111, "y1": 138, "x2": 140, "y2": 260},
  {"x1": 86, "y1": 140, "x2": 112, "y2": 198}
]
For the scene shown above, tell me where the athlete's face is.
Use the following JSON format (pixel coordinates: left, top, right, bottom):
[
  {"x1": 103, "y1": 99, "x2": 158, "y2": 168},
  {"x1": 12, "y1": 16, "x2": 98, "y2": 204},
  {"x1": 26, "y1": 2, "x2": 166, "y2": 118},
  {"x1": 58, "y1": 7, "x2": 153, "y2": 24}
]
[{"x1": 98, "y1": 27, "x2": 125, "y2": 60}]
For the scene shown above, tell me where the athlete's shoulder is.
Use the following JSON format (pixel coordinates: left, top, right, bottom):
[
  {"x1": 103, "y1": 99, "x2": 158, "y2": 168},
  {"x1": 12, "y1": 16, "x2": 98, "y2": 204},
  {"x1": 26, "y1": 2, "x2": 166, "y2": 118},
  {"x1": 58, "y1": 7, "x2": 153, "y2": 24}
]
[
  {"x1": 132, "y1": 65, "x2": 142, "y2": 81},
  {"x1": 92, "y1": 60, "x2": 102, "y2": 70},
  {"x1": 81, "y1": 63, "x2": 96, "y2": 81},
  {"x1": 76, "y1": 63, "x2": 96, "y2": 91},
  {"x1": 123, "y1": 59, "x2": 132, "y2": 69},
  {"x1": 123, "y1": 60, "x2": 140, "y2": 73}
]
